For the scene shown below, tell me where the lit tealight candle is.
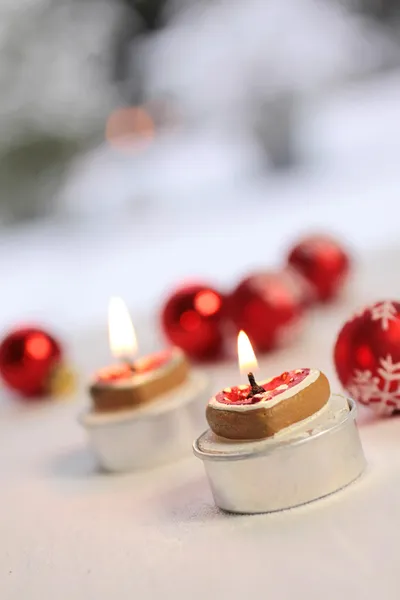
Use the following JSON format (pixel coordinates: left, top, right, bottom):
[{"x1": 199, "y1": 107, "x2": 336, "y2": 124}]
[
  {"x1": 195, "y1": 328, "x2": 364, "y2": 514},
  {"x1": 89, "y1": 297, "x2": 189, "y2": 412},
  {"x1": 205, "y1": 330, "x2": 330, "y2": 440}
]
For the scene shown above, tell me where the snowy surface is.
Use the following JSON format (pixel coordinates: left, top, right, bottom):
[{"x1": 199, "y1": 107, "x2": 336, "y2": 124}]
[{"x1": 2, "y1": 71, "x2": 400, "y2": 599}]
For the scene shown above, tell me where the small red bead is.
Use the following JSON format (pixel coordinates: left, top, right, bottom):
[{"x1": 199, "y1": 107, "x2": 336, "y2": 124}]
[
  {"x1": 161, "y1": 284, "x2": 226, "y2": 360},
  {"x1": 287, "y1": 235, "x2": 350, "y2": 302},
  {"x1": 0, "y1": 327, "x2": 62, "y2": 399}
]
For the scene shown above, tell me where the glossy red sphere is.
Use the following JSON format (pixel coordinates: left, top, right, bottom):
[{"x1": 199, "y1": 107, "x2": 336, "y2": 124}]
[
  {"x1": 228, "y1": 272, "x2": 304, "y2": 353},
  {"x1": 287, "y1": 235, "x2": 350, "y2": 302},
  {"x1": 334, "y1": 301, "x2": 400, "y2": 415},
  {"x1": 0, "y1": 327, "x2": 62, "y2": 398},
  {"x1": 161, "y1": 284, "x2": 226, "y2": 360}
]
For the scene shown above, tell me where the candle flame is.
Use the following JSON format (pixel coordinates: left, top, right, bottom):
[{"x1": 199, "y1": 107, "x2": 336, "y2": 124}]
[
  {"x1": 237, "y1": 330, "x2": 258, "y2": 374},
  {"x1": 108, "y1": 297, "x2": 138, "y2": 360}
]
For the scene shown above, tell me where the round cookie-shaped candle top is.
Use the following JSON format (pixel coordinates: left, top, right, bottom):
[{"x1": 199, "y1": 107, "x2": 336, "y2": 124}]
[{"x1": 206, "y1": 368, "x2": 330, "y2": 440}]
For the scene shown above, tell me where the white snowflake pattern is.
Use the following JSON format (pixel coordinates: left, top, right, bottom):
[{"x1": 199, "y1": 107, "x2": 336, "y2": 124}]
[
  {"x1": 348, "y1": 354, "x2": 400, "y2": 415},
  {"x1": 347, "y1": 370, "x2": 380, "y2": 405},
  {"x1": 370, "y1": 301, "x2": 397, "y2": 331}
]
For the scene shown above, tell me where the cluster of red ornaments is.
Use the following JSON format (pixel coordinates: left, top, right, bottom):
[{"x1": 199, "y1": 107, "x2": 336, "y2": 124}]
[
  {"x1": 3, "y1": 237, "x2": 398, "y2": 420},
  {"x1": 161, "y1": 234, "x2": 350, "y2": 360}
]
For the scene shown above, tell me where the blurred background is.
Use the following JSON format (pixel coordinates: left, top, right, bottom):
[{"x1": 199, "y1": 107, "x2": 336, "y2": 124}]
[
  {"x1": 2, "y1": 0, "x2": 400, "y2": 369},
  {"x1": 3, "y1": 6, "x2": 400, "y2": 593}
]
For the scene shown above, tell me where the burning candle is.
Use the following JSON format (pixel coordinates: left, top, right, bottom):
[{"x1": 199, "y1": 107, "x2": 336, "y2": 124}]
[
  {"x1": 89, "y1": 297, "x2": 189, "y2": 412},
  {"x1": 205, "y1": 330, "x2": 330, "y2": 439},
  {"x1": 81, "y1": 297, "x2": 210, "y2": 473},
  {"x1": 194, "y1": 331, "x2": 366, "y2": 514}
]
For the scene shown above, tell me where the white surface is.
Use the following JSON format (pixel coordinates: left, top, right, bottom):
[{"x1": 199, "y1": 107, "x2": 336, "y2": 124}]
[{"x1": 2, "y1": 72, "x2": 400, "y2": 598}]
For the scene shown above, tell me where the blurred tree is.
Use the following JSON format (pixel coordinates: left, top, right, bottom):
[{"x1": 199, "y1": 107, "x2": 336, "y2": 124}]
[
  {"x1": 363, "y1": 0, "x2": 399, "y2": 20},
  {"x1": 2, "y1": 136, "x2": 80, "y2": 224},
  {"x1": 351, "y1": 0, "x2": 399, "y2": 20},
  {"x1": 0, "y1": 0, "x2": 126, "y2": 225},
  {"x1": 130, "y1": 0, "x2": 170, "y2": 30},
  {"x1": 114, "y1": 0, "x2": 170, "y2": 102}
]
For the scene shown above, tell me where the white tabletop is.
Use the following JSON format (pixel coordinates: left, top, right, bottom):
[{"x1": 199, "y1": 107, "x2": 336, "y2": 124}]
[{"x1": 2, "y1": 72, "x2": 400, "y2": 599}]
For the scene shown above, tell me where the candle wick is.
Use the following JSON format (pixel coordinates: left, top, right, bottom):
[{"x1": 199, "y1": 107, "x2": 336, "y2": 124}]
[
  {"x1": 121, "y1": 358, "x2": 136, "y2": 372},
  {"x1": 247, "y1": 372, "x2": 265, "y2": 398}
]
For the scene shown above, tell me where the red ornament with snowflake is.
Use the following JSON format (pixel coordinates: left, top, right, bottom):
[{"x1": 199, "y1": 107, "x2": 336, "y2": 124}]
[
  {"x1": 227, "y1": 272, "x2": 304, "y2": 353},
  {"x1": 287, "y1": 235, "x2": 350, "y2": 302},
  {"x1": 334, "y1": 301, "x2": 400, "y2": 415},
  {"x1": 161, "y1": 284, "x2": 226, "y2": 360}
]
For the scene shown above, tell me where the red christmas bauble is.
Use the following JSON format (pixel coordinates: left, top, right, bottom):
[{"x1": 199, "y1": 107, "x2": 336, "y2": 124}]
[
  {"x1": 287, "y1": 235, "x2": 350, "y2": 302},
  {"x1": 0, "y1": 327, "x2": 63, "y2": 398},
  {"x1": 227, "y1": 272, "x2": 304, "y2": 353},
  {"x1": 334, "y1": 301, "x2": 400, "y2": 415},
  {"x1": 161, "y1": 284, "x2": 226, "y2": 360}
]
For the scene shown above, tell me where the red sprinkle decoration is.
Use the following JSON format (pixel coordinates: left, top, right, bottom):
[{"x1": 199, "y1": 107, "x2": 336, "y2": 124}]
[
  {"x1": 216, "y1": 368, "x2": 310, "y2": 405},
  {"x1": 97, "y1": 350, "x2": 172, "y2": 382},
  {"x1": 97, "y1": 364, "x2": 134, "y2": 382},
  {"x1": 135, "y1": 350, "x2": 172, "y2": 374}
]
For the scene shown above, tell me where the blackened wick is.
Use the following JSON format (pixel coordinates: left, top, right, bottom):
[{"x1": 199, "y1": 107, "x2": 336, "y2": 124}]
[{"x1": 247, "y1": 372, "x2": 265, "y2": 398}]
